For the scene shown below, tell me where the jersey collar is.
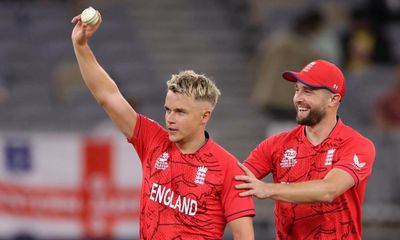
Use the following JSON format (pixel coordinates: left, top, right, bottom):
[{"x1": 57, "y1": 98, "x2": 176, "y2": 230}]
[
  {"x1": 172, "y1": 131, "x2": 213, "y2": 156},
  {"x1": 301, "y1": 116, "x2": 344, "y2": 147}
]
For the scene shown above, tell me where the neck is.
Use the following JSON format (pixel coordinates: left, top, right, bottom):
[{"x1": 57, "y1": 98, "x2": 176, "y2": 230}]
[
  {"x1": 305, "y1": 115, "x2": 338, "y2": 146},
  {"x1": 176, "y1": 132, "x2": 207, "y2": 154}
]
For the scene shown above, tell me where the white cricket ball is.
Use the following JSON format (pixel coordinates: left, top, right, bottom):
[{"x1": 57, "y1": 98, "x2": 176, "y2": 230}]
[{"x1": 81, "y1": 6, "x2": 99, "y2": 26}]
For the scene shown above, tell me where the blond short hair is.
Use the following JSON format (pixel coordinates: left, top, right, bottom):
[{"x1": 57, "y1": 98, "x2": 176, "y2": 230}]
[{"x1": 166, "y1": 70, "x2": 221, "y2": 107}]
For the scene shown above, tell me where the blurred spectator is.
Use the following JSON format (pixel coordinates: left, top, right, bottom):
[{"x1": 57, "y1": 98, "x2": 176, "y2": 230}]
[
  {"x1": 341, "y1": 6, "x2": 394, "y2": 73},
  {"x1": 312, "y1": 2, "x2": 344, "y2": 64},
  {"x1": 341, "y1": 8, "x2": 375, "y2": 73},
  {"x1": 366, "y1": 0, "x2": 400, "y2": 61},
  {"x1": 374, "y1": 64, "x2": 400, "y2": 131},
  {"x1": 250, "y1": 9, "x2": 338, "y2": 120},
  {"x1": 241, "y1": 0, "x2": 309, "y2": 54}
]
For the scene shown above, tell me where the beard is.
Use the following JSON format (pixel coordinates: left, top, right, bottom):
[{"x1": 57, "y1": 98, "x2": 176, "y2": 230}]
[{"x1": 296, "y1": 106, "x2": 326, "y2": 126}]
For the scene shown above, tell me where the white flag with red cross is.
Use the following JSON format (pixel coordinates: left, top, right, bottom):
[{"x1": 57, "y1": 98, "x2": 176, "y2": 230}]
[{"x1": 0, "y1": 132, "x2": 141, "y2": 239}]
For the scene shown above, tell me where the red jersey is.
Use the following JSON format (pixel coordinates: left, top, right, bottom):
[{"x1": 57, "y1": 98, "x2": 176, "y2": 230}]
[
  {"x1": 129, "y1": 114, "x2": 255, "y2": 240},
  {"x1": 244, "y1": 118, "x2": 375, "y2": 240}
]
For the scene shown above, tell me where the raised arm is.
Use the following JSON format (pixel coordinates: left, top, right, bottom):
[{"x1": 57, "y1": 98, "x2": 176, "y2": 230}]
[{"x1": 71, "y1": 10, "x2": 136, "y2": 138}]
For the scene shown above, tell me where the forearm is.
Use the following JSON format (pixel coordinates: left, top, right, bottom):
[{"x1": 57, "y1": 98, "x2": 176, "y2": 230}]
[
  {"x1": 267, "y1": 180, "x2": 337, "y2": 204},
  {"x1": 73, "y1": 42, "x2": 119, "y2": 104},
  {"x1": 237, "y1": 165, "x2": 355, "y2": 204},
  {"x1": 232, "y1": 233, "x2": 254, "y2": 240},
  {"x1": 229, "y1": 217, "x2": 254, "y2": 240}
]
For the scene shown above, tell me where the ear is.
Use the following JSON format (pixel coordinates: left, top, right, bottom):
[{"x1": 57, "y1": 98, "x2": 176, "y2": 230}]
[
  {"x1": 329, "y1": 94, "x2": 341, "y2": 107},
  {"x1": 201, "y1": 110, "x2": 212, "y2": 125}
]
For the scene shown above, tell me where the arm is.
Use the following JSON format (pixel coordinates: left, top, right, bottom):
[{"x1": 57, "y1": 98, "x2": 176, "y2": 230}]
[
  {"x1": 228, "y1": 216, "x2": 254, "y2": 240},
  {"x1": 71, "y1": 11, "x2": 136, "y2": 138},
  {"x1": 235, "y1": 163, "x2": 355, "y2": 204}
]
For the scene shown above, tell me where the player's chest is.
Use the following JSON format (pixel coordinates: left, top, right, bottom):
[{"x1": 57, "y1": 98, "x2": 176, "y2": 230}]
[
  {"x1": 145, "y1": 148, "x2": 223, "y2": 192},
  {"x1": 273, "y1": 145, "x2": 341, "y2": 182}
]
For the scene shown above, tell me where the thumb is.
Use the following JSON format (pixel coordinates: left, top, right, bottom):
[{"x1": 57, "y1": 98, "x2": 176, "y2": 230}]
[
  {"x1": 72, "y1": 24, "x2": 88, "y2": 45},
  {"x1": 237, "y1": 162, "x2": 255, "y2": 178}
]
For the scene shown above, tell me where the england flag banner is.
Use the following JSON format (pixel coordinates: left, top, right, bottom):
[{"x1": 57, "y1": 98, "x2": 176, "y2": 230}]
[{"x1": 0, "y1": 132, "x2": 141, "y2": 239}]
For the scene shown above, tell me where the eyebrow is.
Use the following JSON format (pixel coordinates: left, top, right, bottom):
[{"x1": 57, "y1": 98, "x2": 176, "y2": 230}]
[
  {"x1": 295, "y1": 85, "x2": 317, "y2": 91},
  {"x1": 164, "y1": 106, "x2": 187, "y2": 112},
  {"x1": 176, "y1": 108, "x2": 187, "y2": 112},
  {"x1": 304, "y1": 86, "x2": 318, "y2": 91}
]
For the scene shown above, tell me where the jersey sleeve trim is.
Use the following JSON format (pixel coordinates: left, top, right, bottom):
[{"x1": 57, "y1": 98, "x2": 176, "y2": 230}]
[
  {"x1": 225, "y1": 208, "x2": 256, "y2": 223},
  {"x1": 334, "y1": 165, "x2": 360, "y2": 186}
]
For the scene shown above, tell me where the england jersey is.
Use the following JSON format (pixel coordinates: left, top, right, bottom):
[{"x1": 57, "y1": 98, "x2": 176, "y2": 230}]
[
  {"x1": 244, "y1": 118, "x2": 375, "y2": 240},
  {"x1": 129, "y1": 114, "x2": 255, "y2": 240}
]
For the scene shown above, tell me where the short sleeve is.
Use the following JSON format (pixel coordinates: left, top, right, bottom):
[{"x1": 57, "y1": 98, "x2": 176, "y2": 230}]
[
  {"x1": 334, "y1": 137, "x2": 376, "y2": 186},
  {"x1": 244, "y1": 137, "x2": 274, "y2": 179},
  {"x1": 221, "y1": 158, "x2": 255, "y2": 223},
  {"x1": 127, "y1": 114, "x2": 166, "y2": 162}
]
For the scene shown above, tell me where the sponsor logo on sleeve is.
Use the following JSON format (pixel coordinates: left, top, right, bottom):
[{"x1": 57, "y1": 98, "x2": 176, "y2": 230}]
[{"x1": 352, "y1": 154, "x2": 366, "y2": 170}]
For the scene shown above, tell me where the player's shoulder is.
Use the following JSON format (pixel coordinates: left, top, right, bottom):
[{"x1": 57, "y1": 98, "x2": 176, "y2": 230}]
[
  {"x1": 208, "y1": 141, "x2": 246, "y2": 174},
  {"x1": 208, "y1": 139, "x2": 238, "y2": 164},
  {"x1": 137, "y1": 114, "x2": 166, "y2": 134},
  {"x1": 135, "y1": 114, "x2": 169, "y2": 142},
  {"x1": 139, "y1": 114, "x2": 163, "y2": 127},
  {"x1": 261, "y1": 125, "x2": 303, "y2": 146},
  {"x1": 339, "y1": 123, "x2": 375, "y2": 150}
]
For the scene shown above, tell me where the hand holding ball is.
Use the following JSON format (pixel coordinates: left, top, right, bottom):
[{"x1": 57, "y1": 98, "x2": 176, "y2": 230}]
[{"x1": 81, "y1": 7, "x2": 99, "y2": 26}]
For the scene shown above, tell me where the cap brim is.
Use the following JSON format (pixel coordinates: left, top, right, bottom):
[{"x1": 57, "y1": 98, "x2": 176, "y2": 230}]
[
  {"x1": 282, "y1": 71, "x2": 338, "y2": 94},
  {"x1": 282, "y1": 71, "x2": 299, "y2": 82},
  {"x1": 283, "y1": 71, "x2": 315, "y2": 87}
]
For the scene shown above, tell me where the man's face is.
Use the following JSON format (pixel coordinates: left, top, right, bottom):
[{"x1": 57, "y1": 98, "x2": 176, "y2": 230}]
[
  {"x1": 293, "y1": 82, "x2": 331, "y2": 126},
  {"x1": 164, "y1": 90, "x2": 210, "y2": 145}
]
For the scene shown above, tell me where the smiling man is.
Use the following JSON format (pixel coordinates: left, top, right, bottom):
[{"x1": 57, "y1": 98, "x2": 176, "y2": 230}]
[
  {"x1": 236, "y1": 60, "x2": 376, "y2": 240},
  {"x1": 71, "y1": 9, "x2": 255, "y2": 240}
]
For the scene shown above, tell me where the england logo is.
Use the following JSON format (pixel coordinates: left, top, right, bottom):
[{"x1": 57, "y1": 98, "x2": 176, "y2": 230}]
[
  {"x1": 155, "y1": 152, "x2": 169, "y2": 170},
  {"x1": 324, "y1": 148, "x2": 336, "y2": 166},
  {"x1": 194, "y1": 166, "x2": 208, "y2": 185},
  {"x1": 280, "y1": 149, "x2": 297, "y2": 168}
]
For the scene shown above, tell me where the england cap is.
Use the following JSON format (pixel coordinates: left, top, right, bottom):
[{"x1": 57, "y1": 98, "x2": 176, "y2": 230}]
[{"x1": 282, "y1": 59, "x2": 346, "y2": 99}]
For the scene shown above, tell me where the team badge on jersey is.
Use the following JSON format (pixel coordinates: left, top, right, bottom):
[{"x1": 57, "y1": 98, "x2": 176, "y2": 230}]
[
  {"x1": 280, "y1": 149, "x2": 297, "y2": 168},
  {"x1": 155, "y1": 152, "x2": 169, "y2": 170},
  {"x1": 194, "y1": 166, "x2": 208, "y2": 184},
  {"x1": 324, "y1": 148, "x2": 336, "y2": 166},
  {"x1": 352, "y1": 154, "x2": 366, "y2": 170}
]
